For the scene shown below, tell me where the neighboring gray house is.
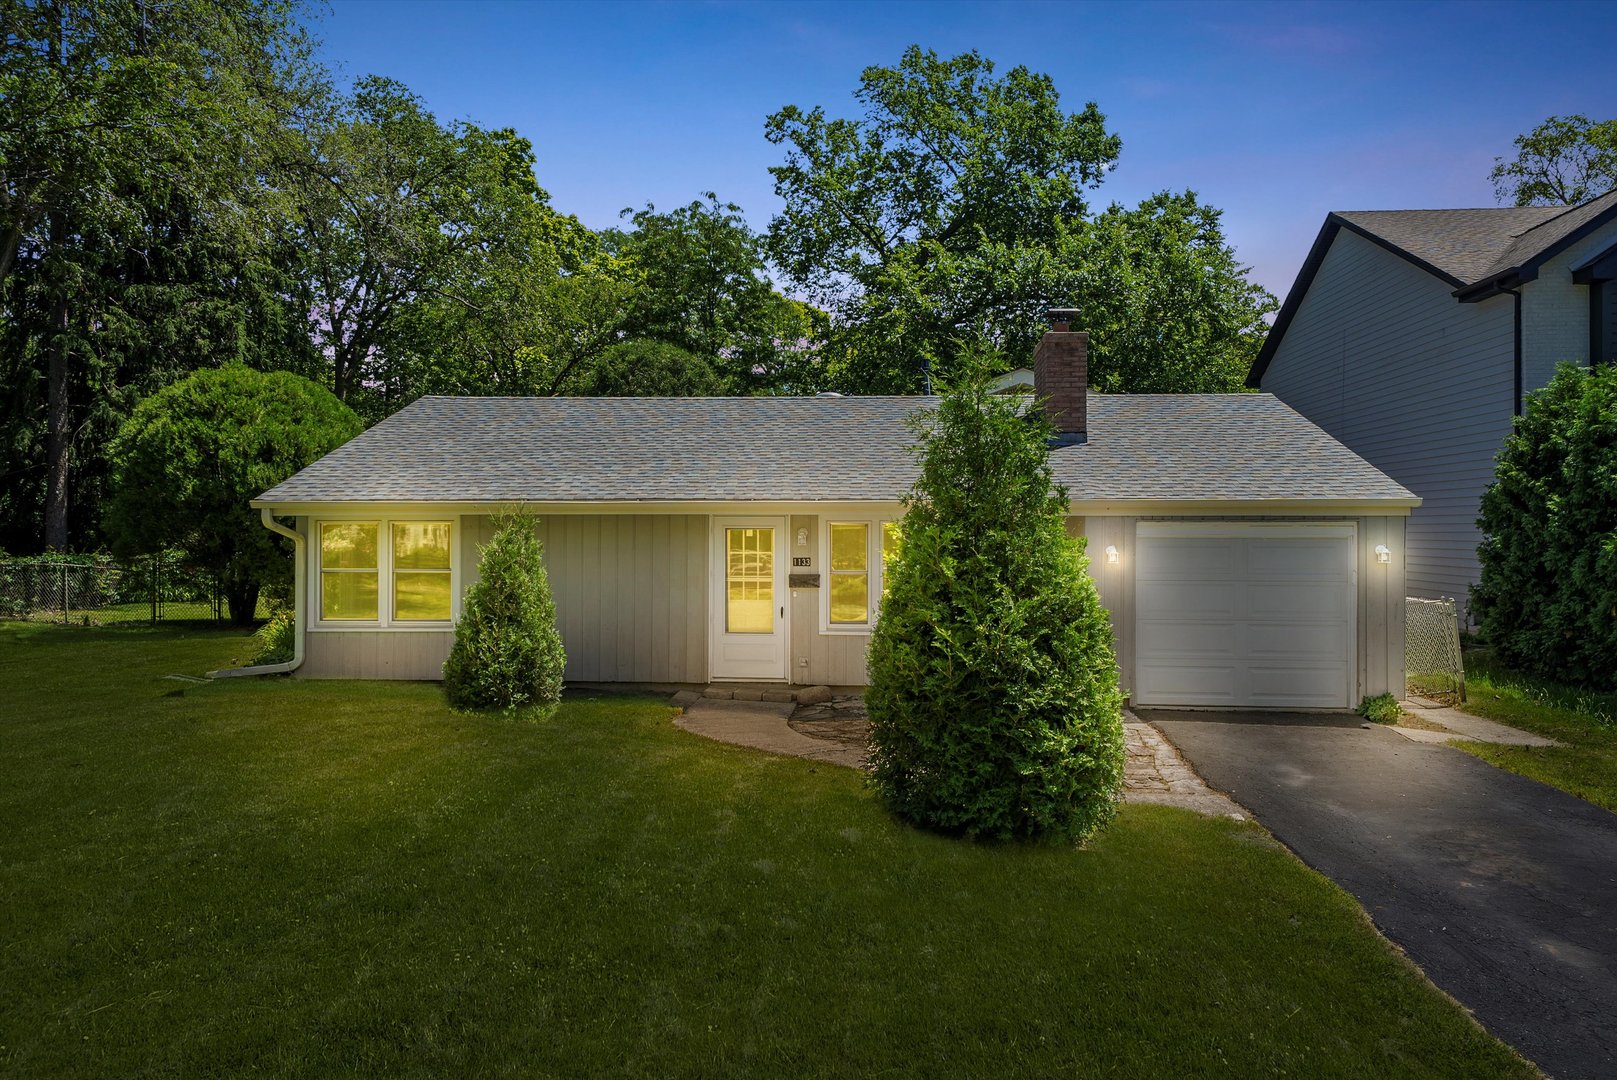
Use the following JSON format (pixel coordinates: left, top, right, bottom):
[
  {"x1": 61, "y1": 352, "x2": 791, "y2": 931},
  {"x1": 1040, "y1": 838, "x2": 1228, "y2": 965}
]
[
  {"x1": 252, "y1": 313, "x2": 1419, "y2": 710},
  {"x1": 1248, "y1": 190, "x2": 1617, "y2": 615}
]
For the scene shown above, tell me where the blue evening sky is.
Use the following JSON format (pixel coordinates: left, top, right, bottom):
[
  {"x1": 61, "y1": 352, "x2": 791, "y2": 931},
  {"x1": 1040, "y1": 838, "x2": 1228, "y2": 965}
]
[{"x1": 314, "y1": 0, "x2": 1617, "y2": 299}]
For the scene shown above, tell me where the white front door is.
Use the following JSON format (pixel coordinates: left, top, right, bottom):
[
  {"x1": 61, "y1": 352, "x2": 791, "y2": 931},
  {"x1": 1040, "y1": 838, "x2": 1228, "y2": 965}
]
[
  {"x1": 1133, "y1": 522, "x2": 1357, "y2": 709},
  {"x1": 710, "y1": 517, "x2": 788, "y2": 680}
]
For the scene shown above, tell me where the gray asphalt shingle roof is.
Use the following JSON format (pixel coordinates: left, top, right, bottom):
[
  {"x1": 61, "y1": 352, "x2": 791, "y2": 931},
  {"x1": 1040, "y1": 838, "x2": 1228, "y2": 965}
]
[
  {"x1": 1335, "y1": 189, "x2": 1617, "y2": 285},
  {"x1": 255, "y1": 394, "x2": 1417, "y2": 506}
]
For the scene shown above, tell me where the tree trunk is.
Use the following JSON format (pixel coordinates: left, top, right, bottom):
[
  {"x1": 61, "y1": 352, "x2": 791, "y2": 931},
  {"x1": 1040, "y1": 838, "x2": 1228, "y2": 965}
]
[
  {"x1": 224, "y1": 578, "x2": 261, "y2": 626},
  {"x1": 43, "y1": 229, "x2": 72, "y2": 551}
]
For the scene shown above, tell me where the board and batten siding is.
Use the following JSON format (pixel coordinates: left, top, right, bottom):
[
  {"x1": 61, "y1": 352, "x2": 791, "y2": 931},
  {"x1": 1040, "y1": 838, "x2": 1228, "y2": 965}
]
[
  {"x1": 1260, "y1": 227, "x2": 1514, "y2": 613},
  {"x1": 1079, "y1": 516, "x2": 1407, "y2": 702},
  {"x1": 463, "y1": 513, "x2": 709, "y2": 685},
  {"x1": 787, "y1": 513, "x2": 870, "y2": 687},
  {"x1": 300, "y1": 513, "x2": 708, "y2": 682}
]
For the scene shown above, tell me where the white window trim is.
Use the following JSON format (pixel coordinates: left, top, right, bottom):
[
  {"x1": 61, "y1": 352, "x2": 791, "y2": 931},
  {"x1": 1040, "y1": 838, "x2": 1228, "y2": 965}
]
[
  {"x1": 309, "y1": 515, "x2": 461, "y2": 631},
  {"x1": 819, "y1": 517, "x2": 895, "y2": 636}
]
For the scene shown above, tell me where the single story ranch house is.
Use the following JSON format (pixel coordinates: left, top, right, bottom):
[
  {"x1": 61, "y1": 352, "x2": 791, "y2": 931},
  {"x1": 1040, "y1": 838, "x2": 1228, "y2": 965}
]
[{"x1": 253, "y1": 312, "x2": 1420, "y2": 709}]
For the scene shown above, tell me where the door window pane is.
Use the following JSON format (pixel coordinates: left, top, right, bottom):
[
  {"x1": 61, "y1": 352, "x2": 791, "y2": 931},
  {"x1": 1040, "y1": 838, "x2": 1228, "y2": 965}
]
[{"x1": 726, "y1": 528, "x2": 774, "y2": 634}]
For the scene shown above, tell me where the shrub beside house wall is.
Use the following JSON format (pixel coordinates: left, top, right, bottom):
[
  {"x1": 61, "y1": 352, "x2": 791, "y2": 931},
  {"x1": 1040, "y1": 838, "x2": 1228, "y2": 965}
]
[
  {"x1": 866, "y1": 383, "x2": 1126, "y2": 842},
  {"x1": 444, "y1": 513, "x2": 566, "y2": 712},
  {"x1": 1474, "y1": 362, "x2": 1617, "y2": 690}
]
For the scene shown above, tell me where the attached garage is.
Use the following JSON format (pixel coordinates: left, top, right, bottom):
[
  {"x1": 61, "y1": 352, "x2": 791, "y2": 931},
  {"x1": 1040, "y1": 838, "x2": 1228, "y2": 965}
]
[{"x1": 1132, "y1": 522, "x2": 1356, "y2": 709}]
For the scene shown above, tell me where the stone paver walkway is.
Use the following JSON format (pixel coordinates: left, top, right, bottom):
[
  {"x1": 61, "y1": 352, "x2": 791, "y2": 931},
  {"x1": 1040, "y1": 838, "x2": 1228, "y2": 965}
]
[
  {"x1": 674, "y1": 698, "x2": 868, "y2": 768},
  {"x1": 1123, "y1": 710, "x2": 1245, "y2": 818},
  {"x1": 672, "y1": 696, "x2": 1246, "y2": 818}
]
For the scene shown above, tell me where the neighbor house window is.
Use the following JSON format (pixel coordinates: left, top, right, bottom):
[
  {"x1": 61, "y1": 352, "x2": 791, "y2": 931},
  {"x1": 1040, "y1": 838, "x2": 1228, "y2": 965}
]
[
  {"x1": 392, "y1": 522, "x2": 452, "y2": 621},
  {"x1": 317, "y1": 519, "x2": 455, "y2": 625},
  {"x1": 828, "y1": 522, "x2": 870, "y2": 625},
  {"x1": 320, "y1": 522, "x2": 380, "y2": 621}
]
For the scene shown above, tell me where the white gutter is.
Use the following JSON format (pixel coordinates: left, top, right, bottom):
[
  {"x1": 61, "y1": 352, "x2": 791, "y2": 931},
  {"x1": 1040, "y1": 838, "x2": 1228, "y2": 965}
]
[{"x1": 208, "y1": 508, "x2": 305, "y2": 679}]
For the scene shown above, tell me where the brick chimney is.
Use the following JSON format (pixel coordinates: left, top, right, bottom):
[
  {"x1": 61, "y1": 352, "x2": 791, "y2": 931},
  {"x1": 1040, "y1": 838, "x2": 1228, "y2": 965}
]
[{"x1": 1032, "y1": 307, "x2": 1087, "y2": 444}]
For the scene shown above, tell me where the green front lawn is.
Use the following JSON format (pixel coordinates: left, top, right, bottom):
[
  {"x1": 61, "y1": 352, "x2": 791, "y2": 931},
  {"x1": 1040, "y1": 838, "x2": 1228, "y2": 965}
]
[
  {"x1": 1, "y1": 626, "x2": 1527, "y2": 1078},
  {"x1": 1454, "y1": 650, "x2": 1617, "y2": 813}
]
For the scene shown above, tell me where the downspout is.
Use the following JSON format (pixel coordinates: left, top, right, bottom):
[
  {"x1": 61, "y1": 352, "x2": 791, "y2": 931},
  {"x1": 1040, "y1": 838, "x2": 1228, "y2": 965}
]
[
  {"x1": 208, "y1": 508, "x2": 305, "y2": 678},
  {"x1": 1501, "y1": 286, "x2": 1523, "y2": 416}
]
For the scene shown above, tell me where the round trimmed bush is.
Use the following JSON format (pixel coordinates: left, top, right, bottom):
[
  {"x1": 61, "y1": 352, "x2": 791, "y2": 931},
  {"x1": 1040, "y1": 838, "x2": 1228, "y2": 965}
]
[
  {"x1": 866, "y1": 382, "x2": 1126, "y2": 842},
  {"x1": 443, "y1": 512, "x2": 567, "y2": 712},
  {"x1": 1474, "y1": 362, "x2": 1617, "y2": 689}
]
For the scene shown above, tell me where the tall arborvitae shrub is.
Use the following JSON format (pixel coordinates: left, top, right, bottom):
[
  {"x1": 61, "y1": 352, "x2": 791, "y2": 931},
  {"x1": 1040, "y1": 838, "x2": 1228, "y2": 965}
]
[
  {"x1": 1474, "y1": 362, "x2": 1617, "y2": 689},
  {"x1": 443, "y1": 513, "x2": 566, "y2": 712},
  {"x1": 866, "y1": 382, "x2": 1125, "y2": 841}
]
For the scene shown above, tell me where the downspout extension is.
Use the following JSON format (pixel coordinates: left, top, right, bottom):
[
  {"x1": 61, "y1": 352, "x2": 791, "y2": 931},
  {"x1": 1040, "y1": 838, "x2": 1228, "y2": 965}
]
[{"x1": 208, "y1": 508, "x2": 305, "y2": 678}]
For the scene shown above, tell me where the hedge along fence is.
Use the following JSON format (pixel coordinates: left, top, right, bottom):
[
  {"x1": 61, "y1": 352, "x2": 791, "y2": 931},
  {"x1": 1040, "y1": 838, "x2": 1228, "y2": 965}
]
[{"x1": 0, "y1": 554, "x2": 272, "y2": 625}]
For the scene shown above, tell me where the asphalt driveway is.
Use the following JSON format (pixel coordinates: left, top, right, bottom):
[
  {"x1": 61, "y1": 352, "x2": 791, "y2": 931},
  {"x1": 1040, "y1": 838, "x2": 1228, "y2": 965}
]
[{"x1": 1142, "y1": 710, "x2": 1617, "y2": 1080}]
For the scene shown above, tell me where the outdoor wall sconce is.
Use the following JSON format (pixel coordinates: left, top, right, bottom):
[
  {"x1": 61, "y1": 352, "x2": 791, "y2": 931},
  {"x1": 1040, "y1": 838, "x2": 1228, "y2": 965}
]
[
  {"x1": 796, "y1": 527, "x2": 809, "y2": 547},
  {"x1": 1104, "y1": 544, "x2": 1120, "y2": 565},
  {"x1": 1374, "y1": 544, "x2": 1392, "y2": 564}
]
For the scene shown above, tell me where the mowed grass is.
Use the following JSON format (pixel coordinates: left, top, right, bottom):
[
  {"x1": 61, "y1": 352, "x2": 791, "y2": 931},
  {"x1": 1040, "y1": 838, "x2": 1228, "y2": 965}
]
[
  {"x1": 1455, "y1": 650, "x2": 1617, "y2": 813},
  {"x1": 0, "y1": 626, "x2": 1529, "y2": 1078}
]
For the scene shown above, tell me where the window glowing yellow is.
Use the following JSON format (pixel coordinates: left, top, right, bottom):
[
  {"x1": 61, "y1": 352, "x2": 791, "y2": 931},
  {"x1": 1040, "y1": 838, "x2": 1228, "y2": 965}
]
[
  {"x1": 828, "y1": 522, "x2": 870, "y2": 624},
  {"x1": 320, "y1": 522, "x2": 379, "y2": 620},
  {"x1": 725, "y1": 528, "x2": 773, "y2": 633},
  {"x1": 392, "y1": 522, "x2": 451, "y2": 621},
  {"x1": 881, "y1": 521, "x2": 901, "y2": 598}
]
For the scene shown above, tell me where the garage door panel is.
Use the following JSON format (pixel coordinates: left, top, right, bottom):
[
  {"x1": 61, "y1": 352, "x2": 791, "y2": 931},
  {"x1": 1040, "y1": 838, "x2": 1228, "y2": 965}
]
[
  {"x1": 1134, "y1": 525, "x2": 1355, "y2": 709},
  {"x1": 1137, "y1": 539, "x2": 1239, "y2": 581},
  {"x1": 1137, "y1": 582, "x2": 1238, "y2": 618},
  {"x1": 1247, "y1": 581, "x2": 1353, "y2": 618},
  {"x1": 1248, "y1": 665, "x2": 1352, "y2": 707},
  {"x1": 1246, "y1": 539, "x2": 1355, "y2": 580},
  {"x1": 1135, "y1": 664, "x2": 1238, "y2": 705},
  {"x1": 1138, "y1": 621, "x2": 1238, "y2": 657},
  {"x1": 1247, "y1": 622, "x2": 1351, "y2": 659}
]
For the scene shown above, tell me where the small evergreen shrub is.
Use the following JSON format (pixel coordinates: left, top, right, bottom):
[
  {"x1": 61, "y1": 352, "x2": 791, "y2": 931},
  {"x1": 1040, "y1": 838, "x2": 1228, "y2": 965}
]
[
  {"x1": 253, "y1": 607, "x2": 295, "y2": 664},
  {"x1": 443, "y1": 513, "x2": 566, "y2": 713},
  {"x1": 1473, "y1": 363, "x2": 1617, "y2": 690},
  {"x1": 1356, "y1": 693, "x2": 1402, "y2": 724},
  {"x1": 866, "y1": 381, "x2": 1126, "y2": 842}
]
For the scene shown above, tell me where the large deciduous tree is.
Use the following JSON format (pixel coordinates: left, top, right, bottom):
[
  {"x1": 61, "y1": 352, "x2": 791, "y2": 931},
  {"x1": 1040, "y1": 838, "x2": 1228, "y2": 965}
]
[
  {"x1": 1491, "y1": 114, "x2": 1617, "y2": 207},
  {"x1": 104, "y1": 366, "x2": 362, "y2": 623},
  {"x1": 0, "y1": 0, "x2": 323, "y2": 551},
  {"x1": 763, "y1": 46, "x2": 1273, "y2": 393},
  {"x1": 605, "y1": 195, "x2": 825, "y2": 393}
]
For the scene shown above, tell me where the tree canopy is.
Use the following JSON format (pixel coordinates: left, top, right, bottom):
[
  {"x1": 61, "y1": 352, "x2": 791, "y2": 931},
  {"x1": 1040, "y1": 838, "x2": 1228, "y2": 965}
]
[
  {"x1": 2, "y1": 23, "x2": 1278, "y2": 557},
  {"x1": 103, "y1": 366, "x2": 363, "y2": 622},
  {"x1": 763, "y1": 46, "x2": 1273, "y2": 393},
  {"x1": 1491, "y1": 114, "x2": 1617, "y2": 207}
]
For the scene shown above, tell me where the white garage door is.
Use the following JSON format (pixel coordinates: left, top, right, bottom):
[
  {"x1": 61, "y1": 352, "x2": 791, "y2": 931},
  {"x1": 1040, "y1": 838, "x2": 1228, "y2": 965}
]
[{"x1": 1134, "y1": 522, "x2": 1356, "y2": 709}]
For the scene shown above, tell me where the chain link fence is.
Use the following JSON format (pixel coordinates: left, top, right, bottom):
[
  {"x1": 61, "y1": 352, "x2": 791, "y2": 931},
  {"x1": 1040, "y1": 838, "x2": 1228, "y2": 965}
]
[
  {"x1": 0, "y1": 555, "x2": 256, "y2": 625},
  {"x1": 1406, "y1": 596, "x2": 1466, "y2": 704}
]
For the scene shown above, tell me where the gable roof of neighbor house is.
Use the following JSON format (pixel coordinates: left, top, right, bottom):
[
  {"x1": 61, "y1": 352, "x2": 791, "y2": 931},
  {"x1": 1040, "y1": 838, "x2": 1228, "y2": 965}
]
[
  {"x1": 1247, "y1": 189, "x2": 1617, "y2": 387},
  {"x1": 254, "y1": 393, "x2": 1418, "y2": 509}
]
